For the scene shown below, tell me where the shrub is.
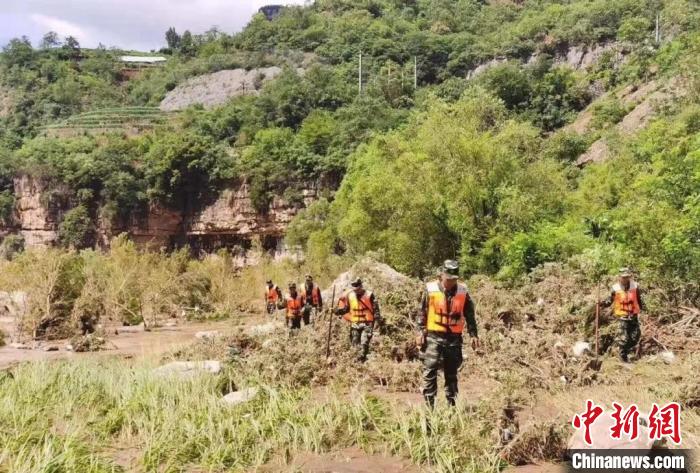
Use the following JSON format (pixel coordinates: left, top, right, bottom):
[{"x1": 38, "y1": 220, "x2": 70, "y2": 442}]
[
  {"x1": 58, "y1": 205, "x2": 94, "y2": 249},
  {"x1": 590, "y1": 98, "x2": 630, "y2": 130},
  {"x1": 0, "y1": 234, "x2": 24, "y2": 260}
]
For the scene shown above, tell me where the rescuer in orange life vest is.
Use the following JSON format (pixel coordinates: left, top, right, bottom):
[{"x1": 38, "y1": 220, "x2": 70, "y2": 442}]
[
  {"x1": 279, "y1": 282, "x2": 306, "y2": 331},
  {"x1": 301, "y1": 274, "x2": 323, "y2": 326},
  {"x1": 334, "y1": 278, "x2": 382, "y2": 362},
  {"x1": 416, "y1": 260, "x2": 479, "y2": 408},
  {"x1": 264, "y1": 280, "x2": 283, "y2": 316},
  {"x1": 598, "y1": 267, "x2": 645, "y2": 363}
]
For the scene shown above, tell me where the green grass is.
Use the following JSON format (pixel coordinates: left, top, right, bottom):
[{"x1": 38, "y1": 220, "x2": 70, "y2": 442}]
[{"x1": 0, "y1": 359, "x2": 501, "y2": 473}]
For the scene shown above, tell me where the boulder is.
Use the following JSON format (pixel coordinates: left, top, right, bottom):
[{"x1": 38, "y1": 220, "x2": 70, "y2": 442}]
[
  {"x1": 9, "y1": 342, "x2": 29, "y2": 349},
  {"x1": 222, "y1": 387, "x2": 259, "y2": 406},
  {"x1": 568, "y1": 410, "x2": 654, "y2": 451},
  {"x1": 43, "y1": 346, "x2": 59, "y2": 352},
  {"x1": 153, "y1": 360, "x2": 222, "y2": 377}
]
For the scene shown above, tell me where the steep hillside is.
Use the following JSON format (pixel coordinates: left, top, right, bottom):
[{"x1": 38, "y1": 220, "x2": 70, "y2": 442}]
[{"x1": 0, "y1": 0, "x2": 699, "y2": 285}]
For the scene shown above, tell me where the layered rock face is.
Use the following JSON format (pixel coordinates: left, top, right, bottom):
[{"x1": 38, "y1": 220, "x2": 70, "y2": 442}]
[
  {"x1": 5, "y1": 175, "x2": 322, "y2": 261},
  {"x1": 13, "y1": 175, "x2": 67, "y2": 247}
]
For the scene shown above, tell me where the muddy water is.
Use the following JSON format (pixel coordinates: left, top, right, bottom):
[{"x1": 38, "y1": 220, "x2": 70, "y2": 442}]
[{"x1": 0, "y1": 318, "x2": 255, "y2": 369}]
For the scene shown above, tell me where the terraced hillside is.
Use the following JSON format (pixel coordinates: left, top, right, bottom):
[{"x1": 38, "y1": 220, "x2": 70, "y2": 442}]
[{"x1": 42, "y1": 107, "x2": 174, "y2": 137}]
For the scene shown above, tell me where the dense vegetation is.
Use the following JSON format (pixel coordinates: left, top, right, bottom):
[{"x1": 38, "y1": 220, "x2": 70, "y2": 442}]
[{"x1": 1, "y1": 0, "x2": 700, "y2": 292}]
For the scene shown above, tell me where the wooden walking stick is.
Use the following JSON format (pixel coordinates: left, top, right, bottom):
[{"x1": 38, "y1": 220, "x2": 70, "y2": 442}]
[
  {"x1": 326, "y1": 285, "x2": 336, "y2": 358},
  {"x1": 595, "y1": 283, "x2": 601, "y2": 364}
]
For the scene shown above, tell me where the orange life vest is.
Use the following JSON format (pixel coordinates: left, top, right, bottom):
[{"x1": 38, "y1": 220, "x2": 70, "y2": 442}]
[
  {"x1": 285, "y1": 293, "x2": 304, "y2": 319},
  {"x1": 612, "y1": 282, "x2": 640, "y2": 318},
  {"x1": 425, "y1": 280, "x2": 468, "y2": 334},
  {"x1": 302, "y1": 284, "x2": 321, "y2": 306},
  {"x1": 339, "y1": 290, "x2": 374, "y2": 323},
  {"x1": 266, "y1": 285, "x2": 280, "y2": 303}
]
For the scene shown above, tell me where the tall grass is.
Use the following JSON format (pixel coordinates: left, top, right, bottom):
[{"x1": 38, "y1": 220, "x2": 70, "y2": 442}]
[{"x1": 0, "y1": 360, "x2": 500, "y2": 472}]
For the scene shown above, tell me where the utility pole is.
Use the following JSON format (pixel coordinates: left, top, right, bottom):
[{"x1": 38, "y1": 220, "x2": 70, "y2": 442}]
[
  {"x1": 358, "y1": 51, "x2": 363, "y2": 95},
  {"x1": 413, "y1": 56, "x2": 418, "y2": 89}
]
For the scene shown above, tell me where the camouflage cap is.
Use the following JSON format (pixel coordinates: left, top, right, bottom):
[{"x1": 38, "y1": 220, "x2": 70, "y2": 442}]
[
  {"x1": 288, "y1": 282, "x2": 297, "y2": 288},
  {"x1": 266, "y1": 279, "x2": 273, "y2": 285},
  {"x1": 350, "y1": 278, "x2": 363, "y2": 288},
  {"x1": 442, "y1": 259, "x2": 460, "y2": 279},
  {"x1": 619, "y1": 267, "x2": 632, "y2": 277}
]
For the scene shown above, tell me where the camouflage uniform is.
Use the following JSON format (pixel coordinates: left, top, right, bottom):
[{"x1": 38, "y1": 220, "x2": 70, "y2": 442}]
[
  {"x1": 421, "y1": 333, "x2": 464, "y2": 404},
  {"x1": 618, "y1": 318, "x2": 641, "y2": 358},
  {"x1": 301, "y1": 281, "x2": 323, "y2": 326},
  {"x1": 417, "y1": 279, "x2": 477, "y2": 407},
  {"x1": 601, "y1": 276, "x2": 645, "y2": 362},
  {"x1": 335, "y1": 283, "x2": 381, "y2": 362},
  {"x1": 350, "y1": 322, "x2": 374, "y2": 360},
  {"x1": 264, "y1": 283, "x2": 282, "y2": 316},
  {"x1": 279, "y1": 289, "x2": 305, "y2": 332}
]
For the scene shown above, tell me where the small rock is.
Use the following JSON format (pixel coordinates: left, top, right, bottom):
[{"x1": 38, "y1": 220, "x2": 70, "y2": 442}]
[
  {"x1": 164, "y1": 321, "x2": 177, "y2": 327},
  {"x1": 9, "y1": 342, "x2": 29, "y2": 349},
  {"x1": 573, "y1": 341, "x2": 591, "y2": 357},
  {"x1": 43, "y1": 346, "x2": 59, "y2": 352},
  {"x1": 560, "y1": 375, "x2": 568, "y2": 384},
  {"x1": 195, "y1": 330, "x2": 220, "y2": 340},
  {"x1": 554, "y1": 341, "x2": 565, "y2": 350},
  {"x1": 222, "y1": 387, "x2": 259, "y2": 406},
  {"x1": 65, "y1": 344, "x2": 74, "y2": 351},
  {"x1": 261, "y1": 338, "x2": 275, "y2": 349},
  {"x1": 536, "y1": 298, "x2": 545, "y2": 306},
  {"x1": 660, "y1": 350, "x2": 675, "y2": 364},
  {"x1": 153, "y1": 360, "x2": 222, "y2": 377}
]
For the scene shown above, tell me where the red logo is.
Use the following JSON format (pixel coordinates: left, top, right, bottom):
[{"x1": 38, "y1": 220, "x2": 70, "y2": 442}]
[
  {"x1": 610, "y1": 402, "x2": 640, "y2": 440},
  {"x1": 572, "y1": 400, "x2": 604, "y2": 445},
  {"x1": 572, "y1": 402, "x2": 682, "y2": 445},
  {"x1": 649, "y1": 402, "x2": 682, "y2": 444}
]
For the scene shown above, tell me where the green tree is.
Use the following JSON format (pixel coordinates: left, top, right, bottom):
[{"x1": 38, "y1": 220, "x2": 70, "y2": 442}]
[
  {"x1": 59, "y1": 206, "x2": 94, "y2": 249},
  {"x1": 165, "y1": 27, "x2": 181, "y2": 50}
]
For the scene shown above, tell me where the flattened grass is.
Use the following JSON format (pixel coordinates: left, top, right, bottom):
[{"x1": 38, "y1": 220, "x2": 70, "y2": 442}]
[{"x1": 0, "y1": 359, "x2": 500, "y2": 473}]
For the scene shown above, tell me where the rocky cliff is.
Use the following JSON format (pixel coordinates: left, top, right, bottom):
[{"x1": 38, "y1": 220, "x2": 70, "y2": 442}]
[{"x1": 6, "y1": 175, "x2": 323, "y2": 261}]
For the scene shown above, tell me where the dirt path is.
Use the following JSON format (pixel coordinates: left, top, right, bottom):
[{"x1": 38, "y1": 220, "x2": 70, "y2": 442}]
[
  {"x1": 0, "y1": 317, "x2": 259, "y2": 369},
  {"x1": 257, "y1": 447, "x2": 422, "y2": 473}
]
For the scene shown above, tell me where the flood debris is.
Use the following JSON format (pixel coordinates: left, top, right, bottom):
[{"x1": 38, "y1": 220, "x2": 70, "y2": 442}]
[{"x1": 70, "y1": 334, "x2": 106, "y2": 352}]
